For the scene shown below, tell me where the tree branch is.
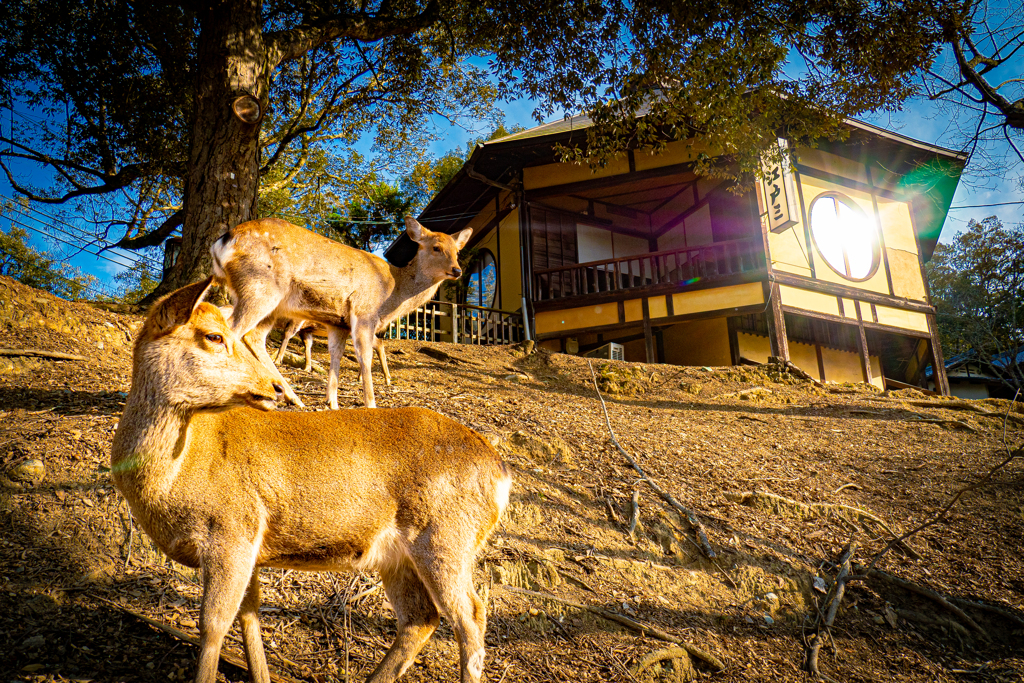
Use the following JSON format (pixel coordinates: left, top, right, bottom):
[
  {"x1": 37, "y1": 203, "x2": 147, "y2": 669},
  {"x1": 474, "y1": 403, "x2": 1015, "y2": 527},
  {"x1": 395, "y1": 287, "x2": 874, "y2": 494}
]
[
  {"x1": 266, "y1": 1, "x2": 440, "y2": 68},
  {"x1": 106, "y1": 208, "x2": 184, "y2": 252}
]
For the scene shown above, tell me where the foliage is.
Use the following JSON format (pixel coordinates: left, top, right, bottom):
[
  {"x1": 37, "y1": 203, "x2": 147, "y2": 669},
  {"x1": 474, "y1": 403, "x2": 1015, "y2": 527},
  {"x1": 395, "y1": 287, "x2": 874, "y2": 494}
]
[
  {"x1": 0, "y1": 225, "x2": 97, "y2": 300},
  {"x1": 926, "y1": 216, "x2": 1024, "y2": 389},
  {"x1": 326, "y1": 181, "x2": 417, "y2": 252},
  {"x1": 112, "y1": 260, "x2": 160, "y2": 305},
  {"x1": 0, "y1": 0, "x2": 957, "y2": 293}
]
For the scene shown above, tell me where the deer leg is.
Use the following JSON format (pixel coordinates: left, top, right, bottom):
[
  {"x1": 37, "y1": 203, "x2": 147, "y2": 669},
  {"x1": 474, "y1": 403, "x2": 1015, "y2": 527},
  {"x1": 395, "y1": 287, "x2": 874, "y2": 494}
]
[
  {"x1": 375, "y1": 338, "x2": 391, "y2": 386},
  {"x1": 300, "y1": 328, "x2": 314, "y2": 372},
  {"x1": 326, "y1": 326, "x2": 349, "y2": 410},
  {"x1": 411, "y1": 536, "x2": 488, "y2": 683},
  {"x1": 195, "y1": 552, "x2": 259, "y2": 683},
  {"x1": 238, "y1": 569, "x2": 270, "y2": 683},
  {"x1": 351, "y1": 322, "x2": 377, "y2": 408},
  {"x1": 229, "y1": 299, "x2": 304, "y2": 408},
  {"x1": 366, "y1": 560, "x2": 440, "y2": 683},
  {"x1": 242, "y1": 321, "x2": 304, "y2": 409},
  {"x1": 274, "y1": 319, "x2": 303, "y2": 365}
]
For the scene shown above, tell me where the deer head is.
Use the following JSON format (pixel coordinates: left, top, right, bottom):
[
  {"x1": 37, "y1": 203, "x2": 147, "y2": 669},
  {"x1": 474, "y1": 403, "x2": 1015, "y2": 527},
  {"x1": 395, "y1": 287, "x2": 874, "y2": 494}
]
[
  {"x1": 404, "y1": 216, "x2": 473, "y2": 283},
  {"x1": 135, "y1": 277, "x2": 279, "y2": 411}
]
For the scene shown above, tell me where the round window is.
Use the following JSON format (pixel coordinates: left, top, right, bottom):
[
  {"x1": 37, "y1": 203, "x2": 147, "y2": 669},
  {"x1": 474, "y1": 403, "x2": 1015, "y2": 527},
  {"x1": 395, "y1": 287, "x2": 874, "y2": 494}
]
[
  {"x1": 465, "y1": 250, "x2": 497, "y2": 308},
  {"x1": 809, "y1": 193, "x2": 879, "y2": 281}
]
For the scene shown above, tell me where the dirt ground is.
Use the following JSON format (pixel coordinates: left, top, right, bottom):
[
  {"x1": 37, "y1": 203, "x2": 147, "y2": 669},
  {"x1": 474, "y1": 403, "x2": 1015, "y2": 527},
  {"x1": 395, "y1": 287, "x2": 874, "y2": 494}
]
[{"x1": 1, "y1": 274, "x2": 1023, "y2": 682}]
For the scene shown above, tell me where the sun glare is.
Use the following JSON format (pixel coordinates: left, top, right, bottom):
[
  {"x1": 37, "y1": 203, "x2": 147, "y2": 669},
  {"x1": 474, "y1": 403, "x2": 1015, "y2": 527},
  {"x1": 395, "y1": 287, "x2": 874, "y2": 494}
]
[{"x1": 810, "y1": 195, "x2": 877, "y2": 280}]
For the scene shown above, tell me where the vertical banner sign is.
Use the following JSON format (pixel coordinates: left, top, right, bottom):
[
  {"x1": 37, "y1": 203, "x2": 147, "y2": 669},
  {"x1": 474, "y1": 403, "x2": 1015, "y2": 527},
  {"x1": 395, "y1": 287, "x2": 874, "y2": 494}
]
[{"x1": 760, "y1": 139, "x2": 800, "y2": 234}]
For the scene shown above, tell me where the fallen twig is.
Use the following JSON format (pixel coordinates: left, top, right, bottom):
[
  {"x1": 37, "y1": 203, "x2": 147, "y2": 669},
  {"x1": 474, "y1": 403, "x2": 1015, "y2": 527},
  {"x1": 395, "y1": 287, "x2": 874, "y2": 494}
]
[
  {"x1": 806, "y1": 541, "x2": 856, "y2": 680},
  {"x1": 0, "y1": 347, "x2": 89, "y2": 361},
  {"x1": 502, "y1": 585, "x2": 725, "y2": 671},
  {"x1": 627, "y1": 489, "x2": 640, "y2": 539},
  {"x1": 587, "y1": 360, "x2": 717, "y2": 559}
]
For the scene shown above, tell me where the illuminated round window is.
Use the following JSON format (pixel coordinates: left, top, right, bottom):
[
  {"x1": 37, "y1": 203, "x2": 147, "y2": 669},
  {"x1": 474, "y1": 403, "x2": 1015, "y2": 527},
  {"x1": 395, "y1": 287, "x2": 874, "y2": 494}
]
[{"x1": 809, "y1": 193, "x2": 879, "y2": 281}]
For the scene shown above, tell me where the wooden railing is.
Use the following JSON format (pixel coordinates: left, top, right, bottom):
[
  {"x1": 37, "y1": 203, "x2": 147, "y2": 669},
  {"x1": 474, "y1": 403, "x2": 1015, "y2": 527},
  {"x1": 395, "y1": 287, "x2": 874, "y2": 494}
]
[
  {"x1": 383, "y1": 300, "x2": 525, "y2": 345},
  {"x1": 533, "y1": 239, "x2": 764, "y2": 302}
]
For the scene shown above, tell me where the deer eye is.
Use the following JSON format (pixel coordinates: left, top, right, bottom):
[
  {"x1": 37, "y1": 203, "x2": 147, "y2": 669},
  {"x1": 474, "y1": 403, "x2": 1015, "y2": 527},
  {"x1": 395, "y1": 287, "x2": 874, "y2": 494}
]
[
  {"x1": 433, "y1": 246, "x2": 441, "y2": 252},
  {"x1": 205, "y1": 334, "x2": 224, "y2": 344}
]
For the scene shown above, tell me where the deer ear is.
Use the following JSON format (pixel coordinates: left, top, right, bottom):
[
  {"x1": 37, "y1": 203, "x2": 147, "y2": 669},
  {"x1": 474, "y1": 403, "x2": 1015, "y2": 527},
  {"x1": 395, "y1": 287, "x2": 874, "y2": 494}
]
[
  {"x1": 405, "y1": 216, "x2": 431, "y2": 243},
  {"x1": 453, "y1": 227, "x2": 473, "y2": 250},
  {"x1": 146, "y1": 277, "x2": 215, "y2": 336}
]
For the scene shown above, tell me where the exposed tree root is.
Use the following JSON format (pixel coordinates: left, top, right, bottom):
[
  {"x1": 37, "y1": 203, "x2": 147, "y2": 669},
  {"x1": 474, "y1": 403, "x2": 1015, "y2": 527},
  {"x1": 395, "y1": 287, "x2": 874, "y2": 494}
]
[
  {"x1": 587, "y1": 360, "x2": 717, "y2": 559},
  {"x1": 724, "y1": 490, "x2": 921, "y2": 560},
  {"x1": 503, "y1": 585, "x2": 725, "y2": 674},
  {"x1": 806, "y1": 541, "x2": 856, "y2": 681}
]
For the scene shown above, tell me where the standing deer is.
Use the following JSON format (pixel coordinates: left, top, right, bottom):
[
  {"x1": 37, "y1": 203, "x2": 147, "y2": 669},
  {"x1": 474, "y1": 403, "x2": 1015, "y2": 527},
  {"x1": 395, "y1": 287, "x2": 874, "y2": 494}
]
[
  {"x1": 211, "y1": 216, "x2": 471, "y2": 408},
  {"x1": 111, "y1": 278, "x2": 511, "y2": 683},
  {"x1": 274, "y1": 319, "x2": 391, "y2": 385}
]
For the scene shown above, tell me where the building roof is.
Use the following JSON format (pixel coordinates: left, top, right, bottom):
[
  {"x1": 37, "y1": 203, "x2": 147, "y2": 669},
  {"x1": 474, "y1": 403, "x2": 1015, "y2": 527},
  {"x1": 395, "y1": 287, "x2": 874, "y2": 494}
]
[{"x1": 385, "y1": 112, "x2": 966, "y2": 266}]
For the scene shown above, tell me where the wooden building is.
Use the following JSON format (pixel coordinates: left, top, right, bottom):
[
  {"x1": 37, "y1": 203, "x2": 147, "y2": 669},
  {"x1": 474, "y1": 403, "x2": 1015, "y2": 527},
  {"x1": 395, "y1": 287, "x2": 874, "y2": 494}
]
[{"x1": 385, "y1": 115, "x2": 964, "y2": 394}]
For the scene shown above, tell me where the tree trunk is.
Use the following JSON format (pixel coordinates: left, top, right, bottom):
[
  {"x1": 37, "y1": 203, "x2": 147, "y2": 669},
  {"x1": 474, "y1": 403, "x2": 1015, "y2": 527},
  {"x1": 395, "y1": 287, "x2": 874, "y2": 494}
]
[{"x1": 147, "y1": 0, "x2": 269, "y2": 301}]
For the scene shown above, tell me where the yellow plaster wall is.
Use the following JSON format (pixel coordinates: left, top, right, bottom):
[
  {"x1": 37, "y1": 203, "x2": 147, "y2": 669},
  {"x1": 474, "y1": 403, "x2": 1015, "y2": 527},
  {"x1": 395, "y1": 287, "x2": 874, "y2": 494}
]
[
  {"x1": 841, "y1": 298, "x2": 857, "y2": 320},
  {"x1": 671, "y1": 282, "x2": 764, "y2": 316},
  {"x1": 820, "y1": 347, "x2": 884, "y2": 389},
  {"x1": 661, "y1": 318, "x2": 732, "y2": 367},
  {"x1": 623, "y1": 299, "x2": 643, "y2": 323},
  {"x1": 790, "y1": 341, "x2": 820, "y2": 379},
  {"x1": 633, "y1": 139, "x2": 712, "y2": 172},
  {"x1": 887, "y1": 249, "x2": 928, "y2": 301},
  {"x1": 874, "y1": 305, "x2": 930, "y2": 333},
  {"x1": 798, "y1": 148, "x2": 869, "y2": 184},
  {"x1": 737, "y1": 332, "x2": 772, "y2": 364},
  {"x1": 534, "y1": 302, "x2": 621, "y2": 335},
  {"x1": 876, "y1": 197, "x2": 918, "y2": 252},
  {"x1": 767, "y1": 223, "x2": 813, "y2": 277},
  {"x1": 523, "y1": 157, "x2": 631, "y2": 190},
  {"x1": 779, "y1": 285, "x2": 841, "y2": 317},
  {"x1": 498, "y1": 209, "x2": 522, "y2": 308}
]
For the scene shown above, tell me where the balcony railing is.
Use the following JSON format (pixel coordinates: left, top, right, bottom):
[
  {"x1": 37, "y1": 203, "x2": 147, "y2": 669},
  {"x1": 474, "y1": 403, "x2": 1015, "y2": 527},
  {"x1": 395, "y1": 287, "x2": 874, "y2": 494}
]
[
  {"x1": 533, "y1": 238, "x2": 764, "y2": 303},
  {"x1": 383, "y1": 300, "x2": 525, "y2": 345}
]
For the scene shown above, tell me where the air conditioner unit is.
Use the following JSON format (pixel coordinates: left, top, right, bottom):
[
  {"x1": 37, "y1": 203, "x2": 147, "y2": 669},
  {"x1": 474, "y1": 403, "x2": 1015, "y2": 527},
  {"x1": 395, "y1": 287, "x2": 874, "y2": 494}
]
[{"x1": 583, "y1": 342, "x2": 624, "y2": 361}]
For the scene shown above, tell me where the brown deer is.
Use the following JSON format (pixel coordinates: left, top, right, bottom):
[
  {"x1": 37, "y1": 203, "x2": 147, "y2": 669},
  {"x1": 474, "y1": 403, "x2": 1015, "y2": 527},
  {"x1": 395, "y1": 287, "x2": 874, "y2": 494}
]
[
  {"x1": 274, "y1": 319, "x2": 391, "y2": 386},
  {"x1": 211, "y1": 216, "x2": 471, "y2": 408},
  {"x1": 111, "y1": 279, "x2": 511, "y2": 683}
]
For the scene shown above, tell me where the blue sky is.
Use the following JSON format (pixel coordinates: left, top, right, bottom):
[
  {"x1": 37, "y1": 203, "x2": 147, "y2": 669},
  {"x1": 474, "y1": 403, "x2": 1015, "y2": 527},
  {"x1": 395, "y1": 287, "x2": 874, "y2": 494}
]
[{"x1": 2, "y1": 55, "x2": 1021, "y2": 294}]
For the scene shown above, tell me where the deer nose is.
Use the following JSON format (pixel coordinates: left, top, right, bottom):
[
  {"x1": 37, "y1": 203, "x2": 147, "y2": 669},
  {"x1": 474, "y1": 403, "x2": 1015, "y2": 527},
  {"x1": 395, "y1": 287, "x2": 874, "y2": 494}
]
[
  {"x1": 451, "y1": 267, "x2": 462, "y2": 277},
  {"x1": 272, "y1": 383, "x2": 285, "y2": 397}
]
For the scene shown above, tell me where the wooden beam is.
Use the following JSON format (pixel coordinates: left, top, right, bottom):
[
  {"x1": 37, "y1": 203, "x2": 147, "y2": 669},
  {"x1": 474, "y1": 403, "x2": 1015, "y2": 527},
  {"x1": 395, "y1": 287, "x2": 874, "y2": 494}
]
[
  {"x1": 771, "y1": 272, "x2": 935, "y2": 314},
  {"x1": 727, "y1": 317, "x2": 741, "y2": 366},
  {"x1": 926, "y1": 313, "x2": 950, "y2": 396},
  {"x1": 642, "y1": 298, "x2": 655, "y2": 362},
  {"x1": 815, "y1": 344, "x2": 826, "y2": 381},
  {"x1": 765, "y1": 281, "x2": 790, "y2": 361},
  {"x1": 779, "y1": 305, "x2": 932, "y2": 340},
  {"x1": 795, "y1": 163, "x2": 906, "y2": 202},
  {"x1": 526, "y1": 161, "x2": 695, "y2": 200},
  {"x1": 856, "y1": 322, "x2": 873, "y2": 384}
]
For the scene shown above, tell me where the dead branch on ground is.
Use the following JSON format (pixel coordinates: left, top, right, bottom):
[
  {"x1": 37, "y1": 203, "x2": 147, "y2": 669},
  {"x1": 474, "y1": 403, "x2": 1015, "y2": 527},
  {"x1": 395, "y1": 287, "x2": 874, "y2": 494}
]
[
  {"x1": 502, "y1": 585, "x2": 725, "y2": 672},
  {"x1": 806, "y1": 541, "x2": 856, "y2": 681},
  {"x1": 587, "y1": 360, "x2": 717, "y2": 559},
  {"x1": 0, "y1": 348, "x2": 89, "y2": 361}
]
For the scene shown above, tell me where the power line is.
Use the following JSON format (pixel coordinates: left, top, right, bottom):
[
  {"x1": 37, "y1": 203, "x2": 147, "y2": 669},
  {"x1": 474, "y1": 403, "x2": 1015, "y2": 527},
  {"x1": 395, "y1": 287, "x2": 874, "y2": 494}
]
[
  {"x1": 0, "y1": 246, "x2": 117, "y2": 299},
  {"x1": 2, "y1": 214, "x2": 146, "y2": 273},
  {"x1": 948, "y1": 200, "x2": 1024, "y2": 210}
]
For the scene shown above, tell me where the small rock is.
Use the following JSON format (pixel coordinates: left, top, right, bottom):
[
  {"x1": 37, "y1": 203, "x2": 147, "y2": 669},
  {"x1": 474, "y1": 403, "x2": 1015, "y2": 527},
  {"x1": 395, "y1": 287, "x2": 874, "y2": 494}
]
[
  {"x1": 22, "y1": 635, "x2": 46, "y2": 650},
  {"x1": 744, "y1": 616, "x2": 754, "y2": 624},
  {"x1": 763, "y1": 614, "x2": 774, "y2": 625},
  {"x1": 69, "y1": 429, "x2": 82, "y2": 441},
  {"x1": 6, "y1": 458, "x2": 45, "y2": 485},
  {"x1": 503, "y1": 373, "x2": 529, "y2": 383}
]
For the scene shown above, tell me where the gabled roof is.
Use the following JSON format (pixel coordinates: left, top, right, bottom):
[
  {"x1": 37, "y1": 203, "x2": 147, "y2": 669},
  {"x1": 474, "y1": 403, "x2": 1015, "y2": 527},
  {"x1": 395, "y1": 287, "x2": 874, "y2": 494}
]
[{"x1": 385, "y1": 113, "x2": 966, "y2": 266}]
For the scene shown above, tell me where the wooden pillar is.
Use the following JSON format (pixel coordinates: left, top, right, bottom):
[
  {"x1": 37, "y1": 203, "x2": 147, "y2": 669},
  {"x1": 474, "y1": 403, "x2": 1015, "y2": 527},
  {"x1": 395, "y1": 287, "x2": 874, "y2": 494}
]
[
  {"x1": 765, "y1": 281, "x2": 789, "y2": 361},
  {"x1": 727, "y1": 317, "x2": 741, "y2": 366},
  {"x1": 642, "y1": 298, "x2": 656, "y2": 363},
  {"x1": 926, "y1": 313, "x2": 950, "y2": 396},
  {"x1": 856, "y1": 323, "x2": 873, "y2": 385}
]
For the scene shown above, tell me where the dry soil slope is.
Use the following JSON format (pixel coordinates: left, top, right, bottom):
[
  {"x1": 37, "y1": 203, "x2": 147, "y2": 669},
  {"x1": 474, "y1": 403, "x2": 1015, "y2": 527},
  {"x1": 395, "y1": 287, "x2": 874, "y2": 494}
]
[{"x1": 1, "y1": 275, "x2": 1022, "y2": 682}]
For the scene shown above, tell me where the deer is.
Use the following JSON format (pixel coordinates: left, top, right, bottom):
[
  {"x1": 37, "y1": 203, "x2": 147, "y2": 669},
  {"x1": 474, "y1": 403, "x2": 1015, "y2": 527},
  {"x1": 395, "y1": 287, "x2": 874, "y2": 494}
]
[
  {"x1": 111, "y1": 278, "x2": 511, "y2": 683},
  {"x1": 274, "y1": 319, "x2": 391, "y2": 386},
  {"x1": 211, "y1": 216, "x2": 471, "y2": 409}
]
